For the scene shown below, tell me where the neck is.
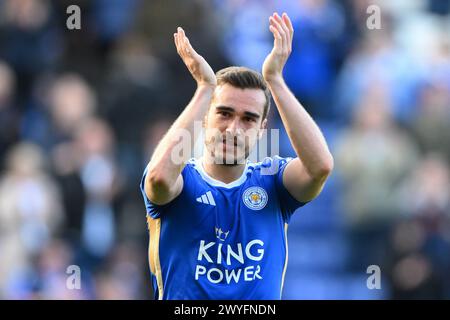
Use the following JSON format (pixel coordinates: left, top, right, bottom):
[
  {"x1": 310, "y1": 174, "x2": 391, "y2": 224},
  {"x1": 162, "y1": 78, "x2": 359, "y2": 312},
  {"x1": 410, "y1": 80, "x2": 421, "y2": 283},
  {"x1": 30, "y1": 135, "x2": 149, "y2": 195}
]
[{"x1": 201, "y1": 153, "x2": 247, "y2": 184}]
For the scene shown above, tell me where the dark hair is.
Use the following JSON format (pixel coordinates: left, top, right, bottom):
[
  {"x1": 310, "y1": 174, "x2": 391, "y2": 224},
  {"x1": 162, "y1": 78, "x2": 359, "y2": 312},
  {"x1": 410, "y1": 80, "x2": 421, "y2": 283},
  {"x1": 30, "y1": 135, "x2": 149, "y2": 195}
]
[{"x1": 215, "y1": 66, "x2": 271, "y2": 121}]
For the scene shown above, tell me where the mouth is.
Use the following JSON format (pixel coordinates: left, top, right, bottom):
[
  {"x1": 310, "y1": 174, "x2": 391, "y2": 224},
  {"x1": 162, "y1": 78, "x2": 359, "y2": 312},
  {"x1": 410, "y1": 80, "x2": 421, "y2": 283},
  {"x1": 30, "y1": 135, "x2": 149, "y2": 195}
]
[
  {"x1": 223, "y1": 134, "x2": 241, "y2": 144},
  {"x1": 222, "y1": 139, "x2": 239, "y2": 149},
  {"x1": 223, "y1": 140, "x2": 237, "y2": 145}
]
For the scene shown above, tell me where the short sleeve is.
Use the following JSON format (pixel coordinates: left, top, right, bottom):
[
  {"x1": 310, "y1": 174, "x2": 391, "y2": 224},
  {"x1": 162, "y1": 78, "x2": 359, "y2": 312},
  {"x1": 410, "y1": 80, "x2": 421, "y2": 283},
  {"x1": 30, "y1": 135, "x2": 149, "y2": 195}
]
[
  {"x1": 264, "y1": 156, "x2": 309, "y2": 223},
  {"x1": 139, "y1": 164, "x2": 190, "y2": 219},
  {"x1": 140, "y1": 165, "x2": 163, "y2": 219}
]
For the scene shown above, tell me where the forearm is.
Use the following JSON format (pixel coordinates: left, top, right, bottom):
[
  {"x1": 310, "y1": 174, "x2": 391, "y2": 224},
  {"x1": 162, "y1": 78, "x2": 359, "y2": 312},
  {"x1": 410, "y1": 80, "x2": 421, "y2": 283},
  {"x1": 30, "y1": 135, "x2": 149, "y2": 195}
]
[
  {"x1": 268, "y1": 77, "x2": 333, "y2": 178},
  {"x1": 147, "y1": 84, "x2": 214, "y2": 183}
]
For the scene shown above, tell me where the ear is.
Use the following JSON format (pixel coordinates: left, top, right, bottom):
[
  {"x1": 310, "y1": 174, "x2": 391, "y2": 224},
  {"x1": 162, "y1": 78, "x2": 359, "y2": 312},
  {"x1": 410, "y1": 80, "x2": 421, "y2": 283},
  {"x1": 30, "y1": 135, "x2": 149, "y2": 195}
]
[{"x1": 258, "y1": 118, "x2": 268, "y2": 139}]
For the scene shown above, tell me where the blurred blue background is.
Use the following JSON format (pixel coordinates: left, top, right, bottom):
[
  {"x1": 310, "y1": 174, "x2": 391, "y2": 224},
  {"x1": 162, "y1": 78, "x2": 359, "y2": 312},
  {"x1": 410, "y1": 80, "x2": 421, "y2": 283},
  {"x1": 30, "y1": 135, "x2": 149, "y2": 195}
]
[{"x1": 0, "y1": 0, "x2": 449, "y2": 299}]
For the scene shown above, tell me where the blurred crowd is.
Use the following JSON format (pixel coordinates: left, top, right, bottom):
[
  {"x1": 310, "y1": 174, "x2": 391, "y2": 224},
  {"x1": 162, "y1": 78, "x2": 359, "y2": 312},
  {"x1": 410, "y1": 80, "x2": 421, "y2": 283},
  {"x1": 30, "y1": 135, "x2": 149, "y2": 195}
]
[{"x1": 0, "y1": 0, "x2": 449, "y2": 299}]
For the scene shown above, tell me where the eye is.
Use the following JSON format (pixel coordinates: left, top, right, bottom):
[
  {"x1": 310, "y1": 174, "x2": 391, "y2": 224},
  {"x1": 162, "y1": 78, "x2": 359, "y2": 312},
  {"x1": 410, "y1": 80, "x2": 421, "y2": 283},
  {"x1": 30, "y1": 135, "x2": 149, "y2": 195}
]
[
  {"x1": 244, "y1": 117, "x2": 256, "y2": 123},
  {"x1": 218, "y1": 111, "x2": 231, "y2": 118}
]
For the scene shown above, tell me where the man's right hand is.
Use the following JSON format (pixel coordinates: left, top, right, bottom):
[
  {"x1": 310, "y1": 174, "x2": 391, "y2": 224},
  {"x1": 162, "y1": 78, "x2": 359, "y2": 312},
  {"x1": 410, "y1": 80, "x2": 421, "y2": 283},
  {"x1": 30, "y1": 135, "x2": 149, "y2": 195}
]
[{"x1": 174, "y1": 27, "x2": 216, "y2": 87}]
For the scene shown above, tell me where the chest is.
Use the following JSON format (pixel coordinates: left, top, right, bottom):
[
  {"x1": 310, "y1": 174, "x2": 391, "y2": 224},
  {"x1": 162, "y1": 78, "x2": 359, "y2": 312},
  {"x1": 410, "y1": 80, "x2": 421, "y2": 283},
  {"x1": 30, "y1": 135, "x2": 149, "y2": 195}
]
[{"x1": 179, "y1": 182, "x2": 281, "y2": 241}]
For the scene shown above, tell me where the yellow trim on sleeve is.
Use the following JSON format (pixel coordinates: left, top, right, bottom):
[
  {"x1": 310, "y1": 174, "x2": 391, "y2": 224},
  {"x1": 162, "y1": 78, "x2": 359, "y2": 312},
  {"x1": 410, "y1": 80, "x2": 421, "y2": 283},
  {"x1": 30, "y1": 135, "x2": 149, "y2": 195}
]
[
  {"x1": 147, "y1": 216, "x2": 164, "y2": 300},
  {"x1": 280, "y1": 222, "x2": 289, "y2": 299}
]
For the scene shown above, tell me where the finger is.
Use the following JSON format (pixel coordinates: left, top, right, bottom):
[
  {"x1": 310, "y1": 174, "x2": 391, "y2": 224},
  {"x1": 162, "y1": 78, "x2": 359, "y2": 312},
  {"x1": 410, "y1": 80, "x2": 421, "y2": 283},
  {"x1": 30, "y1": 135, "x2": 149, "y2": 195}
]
[
  {"x1": 269, "y1": 24, "x2": 282, "y2": 50},
  {"x1": 175, "y1": 28, "x2": 183, "y2": 53},
  {"x1": 273, "y1": 13, "x2": 290, "y2": 52},
  {"x1": 184, "y1": 36, "x2": 198, "y2": 56},
  {"x1": 178, "y1": 26, "x2": 185, "y2": 38},
  {"x1": 271, "y1": 14, "x2": 288, "y2": 46},
  {"x1": 180, "y1": 33, "x2": 188, "y2": 55},
  {"x1": 281, "y1": 13, "x2": 293, "y2": 52},
  {"x1": 174, "y1": 33, "x2": 181, "y2": 53},
  {"x1": 269, "y1": 16, "x2": 287, "y2": 53},
  {"x1": 176, "y1": 27, "x2": 184, "y2": 43},
  {"x1": 178, "y1": 27, "x2": 190, "y2": 56},
  {"x1": 269, "y1": 18, "x2": 282, "y2": 51},
  {"x1": 183, "y1": 36, "x2": 193, "y2": 55},
  {"x1": 282, "y1": 12, "x2": 294, "y2": 39},
  {"x1": 274, "y1": 12, "x2": 290, "y2": 38}
]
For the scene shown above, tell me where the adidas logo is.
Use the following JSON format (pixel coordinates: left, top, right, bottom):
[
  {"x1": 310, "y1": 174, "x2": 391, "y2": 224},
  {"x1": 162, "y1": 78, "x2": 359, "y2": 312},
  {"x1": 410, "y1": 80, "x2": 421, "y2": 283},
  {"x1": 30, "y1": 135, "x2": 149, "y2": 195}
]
[{"x1": 196, "y1": 191, "x2": 216, "y2": 206}]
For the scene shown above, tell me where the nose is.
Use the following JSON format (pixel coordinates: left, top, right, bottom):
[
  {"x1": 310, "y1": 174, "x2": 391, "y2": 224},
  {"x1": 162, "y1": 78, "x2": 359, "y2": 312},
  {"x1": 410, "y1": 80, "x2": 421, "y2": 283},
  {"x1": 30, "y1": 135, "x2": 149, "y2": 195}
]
[{"x1": 226, "y1": 118, "x2": 242, "y2": 136}]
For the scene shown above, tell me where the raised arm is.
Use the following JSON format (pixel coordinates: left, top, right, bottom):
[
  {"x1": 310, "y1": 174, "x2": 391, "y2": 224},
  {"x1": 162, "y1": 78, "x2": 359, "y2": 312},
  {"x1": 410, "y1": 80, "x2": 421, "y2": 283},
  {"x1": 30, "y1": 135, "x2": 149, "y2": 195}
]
[
  {"x1": 262, "y1": 13, "x2": 334, "y2": 203},
  {"x1": 144, "y1": 27, "x2": 216, "y2": 205}
]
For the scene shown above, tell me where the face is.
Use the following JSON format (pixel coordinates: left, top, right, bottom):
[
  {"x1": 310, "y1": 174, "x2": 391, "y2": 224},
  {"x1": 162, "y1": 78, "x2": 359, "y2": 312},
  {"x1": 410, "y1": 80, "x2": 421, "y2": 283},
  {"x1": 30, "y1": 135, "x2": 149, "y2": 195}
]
[{"x1": 204, "y1": 83, "x2": 267, "y2": 165}]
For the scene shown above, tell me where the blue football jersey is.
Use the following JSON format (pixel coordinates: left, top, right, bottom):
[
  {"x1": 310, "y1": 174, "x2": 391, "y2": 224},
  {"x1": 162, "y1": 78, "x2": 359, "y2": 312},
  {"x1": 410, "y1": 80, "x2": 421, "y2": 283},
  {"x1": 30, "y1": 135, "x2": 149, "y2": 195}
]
[{"x1": 139, "y1": 156, "x2": 307, "y2": 300}]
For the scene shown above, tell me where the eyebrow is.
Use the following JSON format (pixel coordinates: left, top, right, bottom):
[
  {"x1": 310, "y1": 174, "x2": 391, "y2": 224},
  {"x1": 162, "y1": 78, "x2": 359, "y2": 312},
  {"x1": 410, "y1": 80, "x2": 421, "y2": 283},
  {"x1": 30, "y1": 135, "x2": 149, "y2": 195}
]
[{"x1": 215, "y1": 105, "x2": 261, "y2": 119}]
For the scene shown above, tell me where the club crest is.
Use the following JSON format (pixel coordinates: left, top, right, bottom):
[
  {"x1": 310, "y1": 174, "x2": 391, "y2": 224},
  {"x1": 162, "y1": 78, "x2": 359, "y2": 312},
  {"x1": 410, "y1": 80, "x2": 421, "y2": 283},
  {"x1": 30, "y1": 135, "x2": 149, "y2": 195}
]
[{"x1": 242, "y1": 186, "x2": 268, "y2": 210}]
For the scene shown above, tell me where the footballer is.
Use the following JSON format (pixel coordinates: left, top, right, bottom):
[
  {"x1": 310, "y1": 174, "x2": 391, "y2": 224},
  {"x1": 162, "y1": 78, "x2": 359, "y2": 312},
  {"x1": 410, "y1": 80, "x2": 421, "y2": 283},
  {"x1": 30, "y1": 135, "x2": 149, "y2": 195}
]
[{"x1": 140, "y1": 12, "x2": 333, "y2": 299}]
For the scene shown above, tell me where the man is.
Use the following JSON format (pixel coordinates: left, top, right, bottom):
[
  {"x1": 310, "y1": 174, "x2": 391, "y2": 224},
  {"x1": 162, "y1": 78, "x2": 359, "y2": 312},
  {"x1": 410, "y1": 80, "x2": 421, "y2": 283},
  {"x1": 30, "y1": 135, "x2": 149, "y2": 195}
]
[{"x1": 140, "y1": 12, "x2": 333, "y2": 299}]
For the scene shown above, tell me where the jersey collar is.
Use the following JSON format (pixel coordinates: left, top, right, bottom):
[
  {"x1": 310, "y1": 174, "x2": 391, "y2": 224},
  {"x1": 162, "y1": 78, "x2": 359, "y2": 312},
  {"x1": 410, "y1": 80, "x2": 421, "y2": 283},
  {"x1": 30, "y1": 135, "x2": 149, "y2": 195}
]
[{"x1": 193, "y1": 157, "x2": 250, "y2": 188}]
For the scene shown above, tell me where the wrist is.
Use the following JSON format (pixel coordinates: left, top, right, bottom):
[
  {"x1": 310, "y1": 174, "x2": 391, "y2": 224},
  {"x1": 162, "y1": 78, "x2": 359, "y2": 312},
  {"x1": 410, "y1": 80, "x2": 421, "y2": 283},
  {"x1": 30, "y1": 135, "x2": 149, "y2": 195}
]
[
  {"x1": 196, "y1": 84, "x2": 216, "y2": 94},
  {"x1": 195, "y1": 83, "x2": 216, "y2": 98},
  {"x1": 196, "y1": 81, "x2": 216, "y2": 90},
  {"x1": 265, "y1": 75, "x2": 285, "y2": 88}
]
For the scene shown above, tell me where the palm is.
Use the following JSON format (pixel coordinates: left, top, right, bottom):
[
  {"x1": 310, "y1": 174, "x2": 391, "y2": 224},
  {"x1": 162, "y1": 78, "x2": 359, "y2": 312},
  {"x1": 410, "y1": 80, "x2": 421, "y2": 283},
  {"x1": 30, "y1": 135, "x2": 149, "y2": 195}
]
[
  {"x1": 174, "y1": 27, "x2": 216, "y2": 86},
  {"x1": 185, "y1": 54, "x2": 216, "y2": 85},
  {"x1": 262, "y1": 13, "x2": 294, "y2": 82},
  {"x1": 262, "y1": 50, "x2": 283, "y2": 80}
]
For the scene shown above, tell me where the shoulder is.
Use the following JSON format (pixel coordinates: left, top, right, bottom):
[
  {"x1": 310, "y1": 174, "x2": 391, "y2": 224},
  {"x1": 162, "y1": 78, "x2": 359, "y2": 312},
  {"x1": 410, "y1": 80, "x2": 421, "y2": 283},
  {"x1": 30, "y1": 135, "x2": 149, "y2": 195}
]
[
  {"x1": 183, "y1": 157, "x2": 201, "y2": 178},
  {"x1": 246, "y1": 156, "x2": 294, "y2": 178},
  {"x1": 181, "y1": 158, "x2": 208, "y2": 187}
]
